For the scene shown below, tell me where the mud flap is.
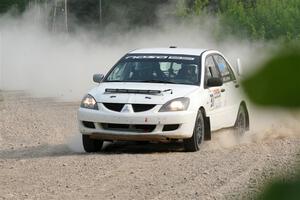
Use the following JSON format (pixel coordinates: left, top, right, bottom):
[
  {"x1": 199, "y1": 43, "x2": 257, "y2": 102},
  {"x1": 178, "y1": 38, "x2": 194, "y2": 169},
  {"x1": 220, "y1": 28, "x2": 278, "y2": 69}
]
[{"x1": 204, "y1": 116, "x2": 211, "y2": 141}]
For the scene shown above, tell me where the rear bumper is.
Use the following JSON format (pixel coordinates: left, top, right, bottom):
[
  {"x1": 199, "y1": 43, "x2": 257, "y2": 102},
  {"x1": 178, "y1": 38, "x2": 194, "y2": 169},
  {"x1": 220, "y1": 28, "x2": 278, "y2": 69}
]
[{"x1": 77, "y1": 107, "x2": 197, "y2": 141}]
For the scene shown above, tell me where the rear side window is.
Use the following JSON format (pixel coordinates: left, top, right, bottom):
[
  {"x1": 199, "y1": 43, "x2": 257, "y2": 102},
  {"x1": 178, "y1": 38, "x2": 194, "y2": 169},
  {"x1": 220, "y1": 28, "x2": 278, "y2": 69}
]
[
  {"x1": 205, "y1": 56, "x2": 220, "y2": 79},
  {"x1": 204, "y1": 55, "x2": 221, "y2": 87},
  {"x1": 213, "y1": 55, "x2": 236, "y2": 82}
]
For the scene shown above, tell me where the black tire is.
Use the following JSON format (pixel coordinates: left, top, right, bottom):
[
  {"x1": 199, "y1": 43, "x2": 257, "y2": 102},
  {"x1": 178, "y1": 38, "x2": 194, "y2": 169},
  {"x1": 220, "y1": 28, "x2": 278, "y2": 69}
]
[
  {"x1": 234, "y1": 105, "x2": 248, "y2": 137},
  {"x1": 82, "y1": 135, "x2": 103, "y2": 153},
  {"x1": 183, "y1": 109, "x2": 205, "y2": 152}
]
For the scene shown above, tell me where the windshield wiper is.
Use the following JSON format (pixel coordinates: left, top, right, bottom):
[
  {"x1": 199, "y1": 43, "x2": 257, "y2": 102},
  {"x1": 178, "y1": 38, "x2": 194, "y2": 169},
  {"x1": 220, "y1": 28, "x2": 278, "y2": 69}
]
[{"x1": 140, "y1": 80, "x2": 176, "y2": 84}]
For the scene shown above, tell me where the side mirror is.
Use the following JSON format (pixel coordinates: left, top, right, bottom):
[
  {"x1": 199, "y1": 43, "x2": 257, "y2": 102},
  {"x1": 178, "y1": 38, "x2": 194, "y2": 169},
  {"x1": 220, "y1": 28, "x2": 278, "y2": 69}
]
[
  {"x1": 236, "y1": 58, "x2": 243, "y2": 76},
  {"x1": 93, "y1": 74, "x2": 104, "y2": 83},
  {"x1": 207, "y1": 77, "x2": 223, "y2": 87}
]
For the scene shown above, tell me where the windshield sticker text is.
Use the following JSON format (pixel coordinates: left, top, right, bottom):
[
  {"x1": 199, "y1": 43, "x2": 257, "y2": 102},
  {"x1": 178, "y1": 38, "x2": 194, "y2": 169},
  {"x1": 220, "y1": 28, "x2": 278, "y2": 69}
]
[{"x1": 125, "y1": 55, "x2": 195, "y2": 61}]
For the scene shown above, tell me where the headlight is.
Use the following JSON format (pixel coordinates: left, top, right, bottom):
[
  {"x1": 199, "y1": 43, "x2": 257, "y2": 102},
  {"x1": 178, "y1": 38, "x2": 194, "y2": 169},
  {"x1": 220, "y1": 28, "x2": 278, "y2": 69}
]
[
  {"x1": 159, "y1": 97, "x2": 190, "y2": 112},
  {"x1": 80, "y1": 94, "x2": 98, "y2": 110}
]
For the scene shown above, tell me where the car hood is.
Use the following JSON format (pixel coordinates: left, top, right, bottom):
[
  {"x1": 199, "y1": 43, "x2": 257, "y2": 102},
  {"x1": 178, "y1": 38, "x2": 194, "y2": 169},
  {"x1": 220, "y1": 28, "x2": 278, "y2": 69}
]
[{"x1": 89, "y1": 82, "x2": 199, "y2": 105}]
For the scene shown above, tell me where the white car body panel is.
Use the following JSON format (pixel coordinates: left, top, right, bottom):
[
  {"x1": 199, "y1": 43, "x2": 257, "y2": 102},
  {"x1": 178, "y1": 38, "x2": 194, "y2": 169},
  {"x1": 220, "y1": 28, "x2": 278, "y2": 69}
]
[
  {"x1": 78, "y1": 48, "x2": 244, "y2": 141},
  {"x1": 200, "y1": 50, "x2": 241, "y2": 130}
]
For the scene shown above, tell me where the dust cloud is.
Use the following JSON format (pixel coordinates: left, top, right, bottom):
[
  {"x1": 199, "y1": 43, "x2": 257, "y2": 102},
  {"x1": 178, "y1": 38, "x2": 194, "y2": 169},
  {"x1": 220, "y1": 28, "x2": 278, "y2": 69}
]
[
  {"x1": 66, "y1": 132, "x2": 84, "y2": 153},
  {"x1": 0, "y1": 6, "x2": 267, "y2": 101},
  {"x1": 208, "y1": 106, "x2": 300, "y2": 149}
]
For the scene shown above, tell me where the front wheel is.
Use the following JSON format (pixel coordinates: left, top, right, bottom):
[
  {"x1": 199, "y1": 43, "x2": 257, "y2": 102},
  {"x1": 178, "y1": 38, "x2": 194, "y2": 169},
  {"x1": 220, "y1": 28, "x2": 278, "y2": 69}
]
[
  {"x1": 183, "y1": 109, "x2": 205, "y2": 152},
  {"x1": 82, "y1": 135, "x2": 103, "y2": 153}
]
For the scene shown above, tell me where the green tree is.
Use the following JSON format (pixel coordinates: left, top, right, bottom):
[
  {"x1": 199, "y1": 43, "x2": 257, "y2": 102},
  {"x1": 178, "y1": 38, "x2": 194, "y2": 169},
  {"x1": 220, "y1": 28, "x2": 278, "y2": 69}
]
[
  {"x1": 0, "y1": 0, "x2": 28, "y2": 14},
  {"x1": 185, "y1": 0, "x2": 300, "y2": 41}
]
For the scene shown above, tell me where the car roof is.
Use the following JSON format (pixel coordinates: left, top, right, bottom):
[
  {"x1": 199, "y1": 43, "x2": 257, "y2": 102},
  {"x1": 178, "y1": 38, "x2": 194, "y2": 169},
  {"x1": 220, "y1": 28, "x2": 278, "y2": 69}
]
[{"x1": 129, "y1": 48, "x2": 208, "y2": 56}]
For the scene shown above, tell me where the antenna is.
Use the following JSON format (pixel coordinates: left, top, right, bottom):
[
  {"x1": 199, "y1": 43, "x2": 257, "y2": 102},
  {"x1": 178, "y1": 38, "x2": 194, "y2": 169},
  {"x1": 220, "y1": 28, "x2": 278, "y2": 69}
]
[{"x1": 236, "y1": 58, "x2": 243, "y2": 76}]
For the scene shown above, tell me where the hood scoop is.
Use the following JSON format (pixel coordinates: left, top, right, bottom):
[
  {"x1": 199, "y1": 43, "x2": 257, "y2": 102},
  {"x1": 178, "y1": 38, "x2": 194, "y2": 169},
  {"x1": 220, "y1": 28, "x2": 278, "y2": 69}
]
[{"x1": 105, "y1": 88, "x2": 172, "y2": 95}]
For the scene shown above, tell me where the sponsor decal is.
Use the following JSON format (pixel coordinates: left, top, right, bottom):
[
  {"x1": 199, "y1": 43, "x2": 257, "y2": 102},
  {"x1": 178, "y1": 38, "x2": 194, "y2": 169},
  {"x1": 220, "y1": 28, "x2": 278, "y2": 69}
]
[
  {"x1": 168, "y1": 56, "x2": 195, "y2": 60},
  {"x1": 212, "y1": 88, "x2": 221, "y2": 99},
  {"x1": 209, "y1": 88, "x2": 222, "y2": 109},
  {"x1": 210, "y1": 94, "x2": 214, "y2": 108},
  {"x1": 126, "y1": 55, "x2": 168, "y2": 59}
]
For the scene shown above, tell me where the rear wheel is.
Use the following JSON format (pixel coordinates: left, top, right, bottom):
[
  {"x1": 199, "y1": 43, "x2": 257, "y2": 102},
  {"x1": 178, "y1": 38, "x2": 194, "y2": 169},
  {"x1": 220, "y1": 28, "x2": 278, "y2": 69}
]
[
  {"x1": 234, "y1": 105, "x2": 248, "y2": 137},
  {"x1": 82, "y1": 135, "x2": 103, "y2": 152},
  {"x1": 183, "y1": 109, "x2": 205, "y2": 152}
]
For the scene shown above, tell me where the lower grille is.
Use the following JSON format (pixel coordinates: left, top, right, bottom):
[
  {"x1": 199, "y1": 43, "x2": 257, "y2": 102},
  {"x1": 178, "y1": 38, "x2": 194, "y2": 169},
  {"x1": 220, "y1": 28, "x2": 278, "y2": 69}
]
[
  {"x1": 163, "y1": 124, "x2": 180, "y2": 131},
  {"x1": 103, "y1": 103, "x2": 156, "y2": 112},
  {"x1": 132, "y1": 104, "x2": 156, "y2": 112},
  {"x1": 82, "y1": 121, "x2": 95, "y2": 129},
  {"x1": 101, "y1": 123, "x2": 156, "y2": 133},
  {"x1": 103, "y1": 103, "x2": 124, "y2": 112}
]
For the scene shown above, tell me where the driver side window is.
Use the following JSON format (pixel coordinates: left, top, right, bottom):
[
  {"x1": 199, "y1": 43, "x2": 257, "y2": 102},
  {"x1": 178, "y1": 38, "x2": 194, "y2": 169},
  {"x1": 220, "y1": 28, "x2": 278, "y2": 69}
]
[{"x1": 107, "y1": 62, "x2": 126, "y2": 81}]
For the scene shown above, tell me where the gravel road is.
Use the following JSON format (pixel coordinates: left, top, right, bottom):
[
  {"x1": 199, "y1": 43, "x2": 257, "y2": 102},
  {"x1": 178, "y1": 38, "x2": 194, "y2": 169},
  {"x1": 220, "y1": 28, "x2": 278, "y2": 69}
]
[{"x1": 0, "y1": 92, "x2": 299, "y2": 200}]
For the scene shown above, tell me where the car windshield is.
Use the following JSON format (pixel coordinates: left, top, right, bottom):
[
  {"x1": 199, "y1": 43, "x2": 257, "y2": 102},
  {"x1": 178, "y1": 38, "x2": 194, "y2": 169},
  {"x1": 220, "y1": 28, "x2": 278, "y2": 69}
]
[{"x1": 104, "y1": 54, "x2": 201, "y2": 85}]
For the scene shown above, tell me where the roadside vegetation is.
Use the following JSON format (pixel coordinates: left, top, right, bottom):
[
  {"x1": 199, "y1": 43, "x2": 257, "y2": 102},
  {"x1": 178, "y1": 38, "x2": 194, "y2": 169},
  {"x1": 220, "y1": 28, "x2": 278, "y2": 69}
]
[
  {"x1": 181, "y1": 0, "x2": 300, "y2": 41},
  {"x1": 0, "y1": 0, "x2": 299, "y2": 42}
]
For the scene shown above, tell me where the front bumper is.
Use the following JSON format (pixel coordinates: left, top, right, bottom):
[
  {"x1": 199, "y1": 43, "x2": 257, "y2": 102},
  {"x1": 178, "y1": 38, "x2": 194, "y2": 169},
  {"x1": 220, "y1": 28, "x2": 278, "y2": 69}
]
[{"x1": 77, "y1": 106, "x2": 197, "y2": 141}]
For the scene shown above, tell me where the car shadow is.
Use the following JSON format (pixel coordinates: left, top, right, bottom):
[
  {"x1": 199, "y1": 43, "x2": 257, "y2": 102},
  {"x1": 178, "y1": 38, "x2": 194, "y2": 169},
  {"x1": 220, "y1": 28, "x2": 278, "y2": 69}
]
[
  {"x1": 0, "y1": 141, "x2": 186, "y2": 160},
  {"x1": 102, "y1": 141, "x2": 185, "y2": 154},
  {"x1": 0, "y1": 144, "x2": 83, "y2": 160}
]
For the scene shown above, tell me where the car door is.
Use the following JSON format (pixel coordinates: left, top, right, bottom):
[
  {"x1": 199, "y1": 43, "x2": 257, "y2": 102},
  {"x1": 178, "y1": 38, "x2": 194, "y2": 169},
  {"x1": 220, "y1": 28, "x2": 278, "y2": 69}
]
[
  {"x1": 213, "y1": 54, "x2": 240, "y2": 127},
  {"x1": 204, "y1": 55, "x2": 226, "y2": 130}
]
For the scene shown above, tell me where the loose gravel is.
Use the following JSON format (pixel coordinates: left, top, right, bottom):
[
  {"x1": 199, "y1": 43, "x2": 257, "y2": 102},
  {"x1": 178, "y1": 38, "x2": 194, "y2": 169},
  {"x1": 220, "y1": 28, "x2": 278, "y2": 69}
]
[{"x1": 0, "y1": 92, "x2": 299, "y2": 200}]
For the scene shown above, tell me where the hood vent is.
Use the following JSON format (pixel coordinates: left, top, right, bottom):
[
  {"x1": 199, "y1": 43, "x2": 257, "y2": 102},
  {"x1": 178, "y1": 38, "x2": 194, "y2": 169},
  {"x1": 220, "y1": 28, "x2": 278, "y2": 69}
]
[{"x1": 105, "y1": 88, "x2": 162, "y2": 95}]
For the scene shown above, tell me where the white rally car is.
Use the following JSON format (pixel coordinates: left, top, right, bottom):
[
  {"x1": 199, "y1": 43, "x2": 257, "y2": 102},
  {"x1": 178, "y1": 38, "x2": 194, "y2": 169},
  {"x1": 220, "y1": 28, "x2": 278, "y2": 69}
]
[{"x1": 78, "y1": 48, "x2": 249, "y2": 152}]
